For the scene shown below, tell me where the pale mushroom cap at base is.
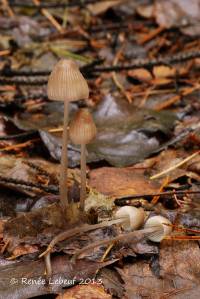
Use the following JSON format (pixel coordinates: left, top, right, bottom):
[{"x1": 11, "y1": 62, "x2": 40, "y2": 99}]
[
  {"x1": 144, "y1": 215, "x2": 172, "y2": 242},
  {"x1": 115, "y1": 206, "x2": 146, "y2": 230}
]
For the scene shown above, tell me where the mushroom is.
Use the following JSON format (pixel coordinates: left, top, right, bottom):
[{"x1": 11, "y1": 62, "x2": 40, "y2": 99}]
[
  {"x1": 144, "y1": 215, "x2": 172, "y2": 242},
  {"x1": 115, "y1": 206, "x2": 146, "y2": 230},
  {"x1": 47, "y1": 59, "x2": 89, "y2": 212},
  {"x1": 69, "y1": 108, "x2": 97, "y2": 211}
]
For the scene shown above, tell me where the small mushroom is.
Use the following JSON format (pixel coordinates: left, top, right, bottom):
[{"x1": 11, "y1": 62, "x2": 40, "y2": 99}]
[
  {"x1": 69, "y1": 108, "x2": 97, "y2": 211},
  {"x1": 47, "y1": 59, "x2": 89, "y2": 212},
  {"x1": 115, "y1": 206, "x2": 146, "y2": 230},
  {"x1": 144, "y1": 215, "x2": 172, "y2": 242}
]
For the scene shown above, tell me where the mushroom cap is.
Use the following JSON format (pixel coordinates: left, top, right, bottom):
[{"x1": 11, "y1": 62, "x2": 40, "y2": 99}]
[
  {"x1": 69, "y1": 108, "x2": 97, "y2": 145},
  {"x1": 115, "y1": 206, "x2": 146, "y2": 231},
  {"x1": 144, "y1": 215, "x2": 172, "y2": 242},
  {"x1": 47, "y1": 59, "x2": 89, "y2": 102}
]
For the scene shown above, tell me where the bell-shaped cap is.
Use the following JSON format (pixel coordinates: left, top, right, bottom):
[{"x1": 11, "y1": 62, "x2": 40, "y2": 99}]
[
  {"x1": 115, "y1": 206, "x2": 146, "y2": 231},
  {"x1": 144, "y1": 215, "x2": 172, "y2": 242},
  {"x1": 69, "y1": 108, "x2": 97, "y2": 145},
  {"x1": 47, "y1": 59, "x2": 89, "y2": 102}
]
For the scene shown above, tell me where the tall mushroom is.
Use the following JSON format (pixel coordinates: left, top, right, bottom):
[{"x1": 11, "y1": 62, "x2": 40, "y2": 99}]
[
  {"x1": 69, "y1": 108, "x2": 97, "y2": 211},
  {"x1": 47, "y1": 59, "x2": 89, "y2": 213}
]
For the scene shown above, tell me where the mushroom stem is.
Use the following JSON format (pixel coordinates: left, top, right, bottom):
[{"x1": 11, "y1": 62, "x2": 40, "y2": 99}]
[
  {"x1": 80, "y1": 143, "x2": 86, "y2": 211},
  {"x1": 59, "y1": 100, "x2": 69, "y2": 210}
]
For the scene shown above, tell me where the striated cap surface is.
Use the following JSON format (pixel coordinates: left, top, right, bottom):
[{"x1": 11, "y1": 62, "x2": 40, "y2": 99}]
[
  {"x1": 144, "y1": 215, "x2": 172, "y2": 242},
  {"x1": 47, "y1": 59, "x2": 89, "y2": 102},
  {"x1": 69, "y1": 108, "x2": 97, "y2": 145}
]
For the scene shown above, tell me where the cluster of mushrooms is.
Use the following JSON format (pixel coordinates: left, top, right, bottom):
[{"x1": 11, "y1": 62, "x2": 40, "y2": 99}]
[
  {"x1": 47, "y1": 59, "x2": 96, "y2": 220},
  {"x1": 115, "y1": 206, "x2": 172, "y2": 242},
  {"x1": 43, "y1": 59, "x2": 172, "y2": 275}
]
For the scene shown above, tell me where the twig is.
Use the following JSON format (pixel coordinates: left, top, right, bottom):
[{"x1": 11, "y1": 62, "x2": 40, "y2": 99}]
[
  {"x1": 139, "y1": 26, "x2": 165, "y2": 45},
  {"x1": 72, "y1": 227, "x2": 159, "y2": 261},
  {"x1": 0, "y1": 77, "x2": 47, "y2": 85},
  {"x1": 151, "y1": 176, "x2": 169, "y2": 204},
  {"x1": 150, "y1": 150, "x2": 200, "y2": 180},
  {"x1": 8, "y1": 0, "x2": 118, "y2": 9},
  {"x1": 0, "y1": 50, "x2": 11, "y2": 56},
  {"x1": 0, "y1": 130, "x2": 37, "y2": 140},
  {"x1": 165, "y1": 235, "x2": 200, "y2": 240},
  {"x1": 0, "y1": 175, "x2": 58, "y2": 194},
  {"x1": 0, "y1": 51, "x2": 199, "y2": 77},
  {"x1": 114, "y1": 190, "x2": 200, "y2": 205},
  {"x1": 112, "y1": 45, "x2": 132, "y2": 103},
  {"x1": 0, "y1": 138, "x2": 38, "y2": 152},
  {"x1": 2, "y1": 0, "x2": 14, "y2": 17},
  {"x1": 39, "y1": 218, "x2": 124, "y2": 258},
  {"x1": 32, "y1": 0, "x2": 64, "y2": 33},
  {"x1": 157, "y1": 124, "x2": 200, "y2": 152},
  {"x1": 41, "y1": 219, "x2": 124, "y2": 276},
  {"x1": 154, "y1": 83, "x2": 200, "y2": 111},
  {"x1": 93, "y1": 50, "x2": 200, "y2": 72}
]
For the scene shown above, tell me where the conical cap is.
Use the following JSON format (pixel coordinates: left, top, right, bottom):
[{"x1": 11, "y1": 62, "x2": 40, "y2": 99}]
[
  {"x1": 47, "y1": 59, "x2": 89, "y2": 102},
  {"x1": 69, "y1": 108, "x2": 97, "y2": 145}
]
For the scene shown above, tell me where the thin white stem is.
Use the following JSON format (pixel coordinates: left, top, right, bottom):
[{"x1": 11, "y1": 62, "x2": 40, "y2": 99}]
[
  {"x1": 59, "y1": 100, "x2": 69, "y2": 210},
  {"x1": 80, "y1": 143, "x2": 86, "y2": 211}
]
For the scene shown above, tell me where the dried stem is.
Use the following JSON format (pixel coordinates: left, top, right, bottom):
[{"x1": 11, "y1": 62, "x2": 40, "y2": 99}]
[
  {"x1": 114, "y1": 190, "x2": 200, "y2": 205},
  {"x1": 151, "y1": 150, "x2": 200, "y2": 179},
  {"x1": 72, "y1": 227, "x2": 160, "y2": 261},
  {"x1": 39, "y1": 218, "x2": 124, "y2": 258},
  {"x1": 59, "y1": 100, "x2": 69, "y2": 210},
  {"x1": 80, "y1": 143, "x2": 86, "y2": 211}
]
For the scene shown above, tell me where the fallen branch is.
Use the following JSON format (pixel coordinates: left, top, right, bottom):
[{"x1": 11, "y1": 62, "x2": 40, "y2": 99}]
[
  {"x1": 114, "y1": 190, "x2": 200, "y2": 205},
  {"x1": 0, "y1": 175, "x2": 58, "y2": 194},
  {"x1": 8, "y1": 0, "x2": 117, "y2": 9},
  {"x1": 0, "y1": 50, "x2": 199, "y2": 81}
]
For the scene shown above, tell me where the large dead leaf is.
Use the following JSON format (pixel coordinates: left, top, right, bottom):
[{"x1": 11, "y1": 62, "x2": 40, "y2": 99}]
[
  {"x1": 89, "y1": 167, "x2": 159, "y2": 197},
  {"x1": 40, "y1": 95, "x2": 176, "y2": 167},
  {"x1": 0, "y1": 255, "x2": 110, "y2": 299},
  {"x1": 118, "y1": 240, "x2": 200, "y2": 299},
  {"x1": 98, "y1": 268, "x2": 124, "y2": 298},
  {"x1": 155, "y1": 0, "x2": 200, "y2": 36}
]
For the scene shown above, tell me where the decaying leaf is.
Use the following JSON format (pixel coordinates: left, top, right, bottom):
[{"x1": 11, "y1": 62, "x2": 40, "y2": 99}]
[
  {"x1": 155, "y1": 0, "x2": 200, "y2": 36},
  {"x1": 41, "y1": 95, "x2": 176, "y2": 167},
  {"x1": 3, "y1": 203, "x2": 66, "y2": 252},
  {"x1": 117, "y1": 240, "x2": 200, "y2": 299},
  {"x1": 89, "y1": 167, "x2": 159, "y2": 197},
  {"x1": 87, "y1": 0, "x2": 126, "y2": 16},
  {"x1": 0, "y1": 255, "x2": 111, "y2": 299},
  {"x1": 0, "y1": 155, "x2": 59, "y2": 196},
  {"x1": 56, "y1": 283, "x2": 111, "y2": 299}
]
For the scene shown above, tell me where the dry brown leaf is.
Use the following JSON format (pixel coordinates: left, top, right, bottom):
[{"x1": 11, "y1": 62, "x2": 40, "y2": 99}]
[
  {"x1": 150, "y1": 149, "x2": 200, "y2": 182},
  {"x1": 56, "y1": 284, "x2": 111, "y2": 299},
  {"x1": 89, "y1": 167, "x2": 159, "y2": 197},
  {"x1": 153, "y1": 65, "x2": 176, "y2": 78},
  {"x1": 118, "y1": 260, "x2": 172, "y2": 299},
  {"x1": 11, "y1": 244, "x2": 38, "y2": 259},
  {"x1": 117, "y1": 240, "x2": 200, "y2": 299},
  {"x1": 128, "y1": 68, "x2": 152, "y2": 82},
  {"x1": 151, "y1": 78, "x2": 172, "y2": 85},
  {"x1": 136, "y1": 4, "x2": 154, "y2": 18},
  {"x1": 87, "y1": 0, "x2": 126, "y2": 16},
  {"x1": 155, "y1": 0, "x2": 200, "y2": 28},
  {"x1": 158, "y1": 240, "x2": 200, "y2": 298}
]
